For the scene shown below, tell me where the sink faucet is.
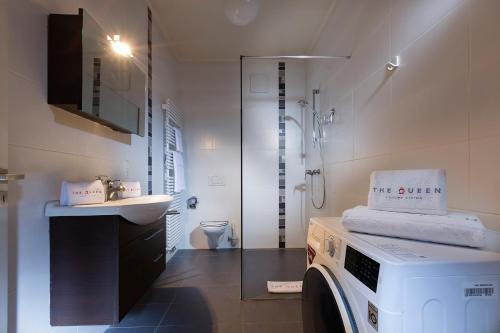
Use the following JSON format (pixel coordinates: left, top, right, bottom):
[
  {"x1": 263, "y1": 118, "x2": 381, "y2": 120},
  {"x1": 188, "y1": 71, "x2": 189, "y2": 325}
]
[{"x1": 96, "y1": 175, "x2": 125, "y2": 201}]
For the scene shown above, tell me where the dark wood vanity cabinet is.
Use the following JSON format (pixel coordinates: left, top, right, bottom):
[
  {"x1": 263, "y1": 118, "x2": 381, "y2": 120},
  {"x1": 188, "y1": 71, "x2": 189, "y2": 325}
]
[{"x1": 49, "y1": 216, "x2": 166, "y2": 326}]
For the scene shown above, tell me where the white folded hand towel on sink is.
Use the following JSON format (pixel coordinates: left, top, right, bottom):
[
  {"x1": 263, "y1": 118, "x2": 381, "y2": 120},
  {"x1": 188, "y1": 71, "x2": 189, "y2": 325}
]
[
  {"x1": 119, "y1": 181, "x2": 141, "y2": 199},
  {"x1": 59, "y1": 180, "x2": 106, "y2": 206}
]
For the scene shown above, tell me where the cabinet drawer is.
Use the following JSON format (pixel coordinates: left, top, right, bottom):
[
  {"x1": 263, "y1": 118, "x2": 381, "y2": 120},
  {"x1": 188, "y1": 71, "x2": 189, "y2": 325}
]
[
  {"x1": 119, "y1": 223, "x2": 165, "y2": 319},
  {"x1": 119, "y1": 217, "x2": 165, "y2": 248},
  {"x1": 142, "y1": 227, "x2": 166, "y2": 286},
  {"x1": 145, "y1": 249, "x2": 166, "y2": 287}
]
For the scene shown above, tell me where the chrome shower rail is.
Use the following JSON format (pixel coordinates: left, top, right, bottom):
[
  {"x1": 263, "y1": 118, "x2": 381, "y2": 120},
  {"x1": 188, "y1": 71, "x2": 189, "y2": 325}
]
[{"x1": 242, "y1": 55, "x2": 351, "y2": 59}]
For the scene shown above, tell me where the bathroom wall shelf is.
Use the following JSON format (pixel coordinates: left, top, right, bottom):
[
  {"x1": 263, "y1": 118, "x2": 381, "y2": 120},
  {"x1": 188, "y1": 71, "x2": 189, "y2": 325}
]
[{"x1": 49, "y1": 215, "x2": 166, "y2": 326}]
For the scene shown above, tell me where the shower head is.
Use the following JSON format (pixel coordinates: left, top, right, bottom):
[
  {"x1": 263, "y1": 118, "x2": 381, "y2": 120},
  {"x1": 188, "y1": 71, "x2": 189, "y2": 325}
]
[
  {"x1": 298, "y1": 99, "x2": 316, "y2": 115},
  {"x1": 298, "y1": 99, "x2": 309, "y2": 107}
]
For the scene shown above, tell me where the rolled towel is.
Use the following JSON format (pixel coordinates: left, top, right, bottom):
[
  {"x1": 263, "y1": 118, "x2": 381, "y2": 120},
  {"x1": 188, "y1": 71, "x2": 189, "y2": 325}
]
[
  {"x1": 173, "y1": 127, "x2": 183, "y2": 152},
  {"x1": 368, "y1": 169, "x2": 447, "y2": 215},
  {"x1": 59, "y1": 180, "x2": 105, "y2": 206},
  {"x1": 119, "y1": 181, "x2": 141, "y2": 199},
  {"x1": 172, "y1": 151, "x2": 185, "y2": 193},
  {"x1": 342, "y1": 206, "x2": 486, "y2": 248}
]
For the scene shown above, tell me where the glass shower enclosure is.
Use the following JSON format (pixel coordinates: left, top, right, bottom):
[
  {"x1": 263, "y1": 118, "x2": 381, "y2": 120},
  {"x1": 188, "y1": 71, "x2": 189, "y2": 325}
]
[{"x1": 240, "y1": 57, "x2": 308, "y2": 300}]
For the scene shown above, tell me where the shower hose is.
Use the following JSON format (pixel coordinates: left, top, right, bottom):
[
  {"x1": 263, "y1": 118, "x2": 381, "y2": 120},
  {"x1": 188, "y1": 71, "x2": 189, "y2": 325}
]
[{"x1": 310, "y1": 145, "x2": 326, "y2": 209}]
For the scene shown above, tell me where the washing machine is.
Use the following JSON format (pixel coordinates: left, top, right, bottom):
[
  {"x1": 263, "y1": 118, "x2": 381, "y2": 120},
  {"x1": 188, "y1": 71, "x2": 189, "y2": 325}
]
[{"x1": 302, "y1": 217, "x2": 500, "y2": 333}]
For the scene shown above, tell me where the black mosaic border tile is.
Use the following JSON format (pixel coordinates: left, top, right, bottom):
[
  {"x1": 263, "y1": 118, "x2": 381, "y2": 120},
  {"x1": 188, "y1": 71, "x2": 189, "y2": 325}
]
[
  {"x1": 147, "y1": 7, "x2": 153, "y2": 195},
  {"x1": 91, "y1": 57, "x2": 101, "y2": 117},
  {"x1": 278, "y1": 62, "x2": 286, "y2": 248}
]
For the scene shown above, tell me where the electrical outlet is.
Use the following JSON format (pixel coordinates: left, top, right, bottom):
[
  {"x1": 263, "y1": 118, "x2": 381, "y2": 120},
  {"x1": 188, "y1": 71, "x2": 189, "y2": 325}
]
[{"x1": 208, "y1": 175, "x2": 225, "y2": 186}]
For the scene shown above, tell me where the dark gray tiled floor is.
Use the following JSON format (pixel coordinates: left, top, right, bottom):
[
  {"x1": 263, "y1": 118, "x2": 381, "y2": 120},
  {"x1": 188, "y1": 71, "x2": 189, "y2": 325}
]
[{"x1": 107, "y1": 249, "x2": 304, "y2": 333}]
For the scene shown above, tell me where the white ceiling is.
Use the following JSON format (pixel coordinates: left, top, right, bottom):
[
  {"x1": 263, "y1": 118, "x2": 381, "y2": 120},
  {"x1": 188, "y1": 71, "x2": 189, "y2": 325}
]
[{"x1": 149, "y1": 0, "x2": 337, "y2": 62}]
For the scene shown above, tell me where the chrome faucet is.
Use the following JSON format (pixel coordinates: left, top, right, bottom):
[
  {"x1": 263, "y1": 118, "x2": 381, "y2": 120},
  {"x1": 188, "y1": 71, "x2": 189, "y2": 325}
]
[{"x1": 96, "y1": 175, "x2": 125, "y2": 201}]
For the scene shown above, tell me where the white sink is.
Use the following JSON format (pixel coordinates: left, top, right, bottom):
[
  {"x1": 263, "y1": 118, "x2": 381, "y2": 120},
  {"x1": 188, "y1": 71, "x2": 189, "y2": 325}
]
[{"x1": 45, "y1": 195, "x2": 174, "y2": 225}]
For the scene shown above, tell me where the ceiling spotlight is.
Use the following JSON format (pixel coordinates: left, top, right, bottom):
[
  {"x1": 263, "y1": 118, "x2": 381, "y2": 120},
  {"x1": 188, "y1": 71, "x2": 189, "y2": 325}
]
[
  {"x1": 107, "y1": 35, "x2": 133, "y2": 58},
  {"x1": 224, "y1": 0, "x2": 260, "y2": 26}
]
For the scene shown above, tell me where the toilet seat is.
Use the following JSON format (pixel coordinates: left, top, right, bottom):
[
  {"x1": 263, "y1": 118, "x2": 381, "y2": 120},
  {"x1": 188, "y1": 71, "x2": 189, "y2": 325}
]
[
  {"x1": 200, "y1": 221, "x2": 229, "y2": 228},
  {"x1": 200, "y1": 221, "x2": 229, "y2": 249}
]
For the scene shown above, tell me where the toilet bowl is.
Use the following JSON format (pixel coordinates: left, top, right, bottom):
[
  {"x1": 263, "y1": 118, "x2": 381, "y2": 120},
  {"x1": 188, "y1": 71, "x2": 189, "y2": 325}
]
[{"x1": 200, "y1": 221, "x2": 229, "y2": 249}]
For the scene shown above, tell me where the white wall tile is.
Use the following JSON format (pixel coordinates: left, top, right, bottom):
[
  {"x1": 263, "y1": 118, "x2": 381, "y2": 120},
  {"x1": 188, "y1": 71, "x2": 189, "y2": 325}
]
[
  {"x1": 285, "y1": 161, "x2": 307, "y2": 248},
  {"x1": 391, "y1": 0, "x2": 466, "y2": 54},
  {"x1": 350, "y1": 18, "x2": 390, "y2": 88},
  {"x1": 469, "y1": 0, "x2": 500, "y2": 140},
  {"x1": 241, "y1": 60, "x2": 306, "y2": 249},
  {"x1": 8, "y1": 0, "x2": 46, "y2": 85},
  {"x1": 180, "y1": 62, "x2": 242, "y2": 249},
  {"x1": 242, "y1": 188, "x2": 278, "y2": 249},
  {"x1": 323, "y1": 61, "x2": 354, "y2": 104},
  {"x1": 391, "y1": 4, "x2": 468, "y2": 152},
  {"x1": 243, "y1": 149, "x2": 279, "y2": 191},
  {"x1": 470, "y1": 137, "x2": 500, "y2": 215},
  {"x1": 353, "y1": 68, "x2": 393, "y2": 159},
  {"x1": 324, "y1": 161, "x2": 356, "y2": 217}
]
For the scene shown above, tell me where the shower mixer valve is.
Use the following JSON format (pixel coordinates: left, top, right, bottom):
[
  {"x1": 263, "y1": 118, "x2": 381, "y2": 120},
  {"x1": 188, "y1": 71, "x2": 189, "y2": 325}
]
[{"x1": 305, "y1": 169, "x2": 321, "y2": 176}]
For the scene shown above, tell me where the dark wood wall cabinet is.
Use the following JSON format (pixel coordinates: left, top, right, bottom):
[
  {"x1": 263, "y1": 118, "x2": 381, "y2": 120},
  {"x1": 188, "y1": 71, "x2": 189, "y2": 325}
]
[
  {"x1": 49, "y1": 216, "x2": 166, "y2": 326},
  {"x1": 48, "y1": 9, "x2": 145, "y2": 135}
]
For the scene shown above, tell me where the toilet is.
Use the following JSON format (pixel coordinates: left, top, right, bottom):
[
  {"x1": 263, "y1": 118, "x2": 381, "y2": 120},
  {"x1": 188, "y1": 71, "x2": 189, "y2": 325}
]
[{"x1": 200, "y1": 221, "x2": 229, "y2": 249}]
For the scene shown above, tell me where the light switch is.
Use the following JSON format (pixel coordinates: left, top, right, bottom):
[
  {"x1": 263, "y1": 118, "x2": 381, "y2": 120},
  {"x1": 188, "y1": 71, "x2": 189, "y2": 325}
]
[{"x1": 208, "y1": 175, "x2": 225, "y2": 186}]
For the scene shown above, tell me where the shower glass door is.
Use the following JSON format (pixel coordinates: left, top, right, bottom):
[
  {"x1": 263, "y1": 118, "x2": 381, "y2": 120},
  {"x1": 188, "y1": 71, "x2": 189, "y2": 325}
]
[
  {"x1": 241, "y1": 58, "x2": 307, "y2": 300},
  {"x1": 0, "y1": 2, "x2": 8, "y2": 328}
]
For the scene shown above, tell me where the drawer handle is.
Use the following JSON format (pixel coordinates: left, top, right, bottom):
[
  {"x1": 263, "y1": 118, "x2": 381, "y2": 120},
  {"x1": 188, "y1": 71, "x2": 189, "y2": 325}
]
[
  {"x1": 153, "y1": 253, "x2": 164, "y2": 263},
  {"x1": 144, "y1": 228, "x2": 163, "y2": 241}
]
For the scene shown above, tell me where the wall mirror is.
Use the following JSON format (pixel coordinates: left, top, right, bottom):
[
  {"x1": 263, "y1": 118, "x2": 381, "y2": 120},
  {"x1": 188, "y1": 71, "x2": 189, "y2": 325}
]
[{"x1": 48, "y1": 9, "x2": 145, "y2": 135}]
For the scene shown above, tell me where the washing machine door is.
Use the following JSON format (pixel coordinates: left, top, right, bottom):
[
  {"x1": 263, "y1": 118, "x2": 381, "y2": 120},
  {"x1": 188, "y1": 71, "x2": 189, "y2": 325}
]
[{"x1": 302, "y1": 263, "x2": 358, "y2": 333}]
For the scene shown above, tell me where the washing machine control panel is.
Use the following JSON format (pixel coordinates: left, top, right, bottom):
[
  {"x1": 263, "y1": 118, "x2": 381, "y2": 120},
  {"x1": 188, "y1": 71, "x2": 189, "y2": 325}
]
[{"x1": 344, "y1": 245, "x2": 380, "y2": 293}]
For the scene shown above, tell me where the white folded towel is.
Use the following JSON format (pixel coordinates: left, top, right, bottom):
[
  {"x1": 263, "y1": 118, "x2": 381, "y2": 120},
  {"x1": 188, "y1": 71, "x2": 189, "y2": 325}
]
[
  {"x1": 267, "y1": 281, "x2": 302, "y2": 294},
  {"x1": 342, "y1": 206, "x2": 486, "y2": 248},
  {"x1": 174, "y1": 127, "x2": 183, "y2": 152},
  {"x1": 172, "y1": 151, "x2": 185, "y2": 193},
  {"x1": 59, "y1": 180, "x2": 106, "y2": 206},
  {"x1": 119, "y1": 181, "x2": 141, "y2": 199},
  {"x1": 368, "y1": 169, "x2": 447, "y2": 215}
]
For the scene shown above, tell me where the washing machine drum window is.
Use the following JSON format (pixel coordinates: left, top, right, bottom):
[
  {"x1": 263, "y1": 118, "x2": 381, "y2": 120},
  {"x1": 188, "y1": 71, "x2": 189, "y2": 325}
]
[{"x1": 302, "y1": 264, "x2": 358, "y2": 333}]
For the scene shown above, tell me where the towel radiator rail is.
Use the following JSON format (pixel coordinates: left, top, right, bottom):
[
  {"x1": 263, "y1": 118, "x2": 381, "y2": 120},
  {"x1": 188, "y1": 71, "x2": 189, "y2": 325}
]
[{"x1": 163, "y1": 99, "x2": 185, "y2": 251}]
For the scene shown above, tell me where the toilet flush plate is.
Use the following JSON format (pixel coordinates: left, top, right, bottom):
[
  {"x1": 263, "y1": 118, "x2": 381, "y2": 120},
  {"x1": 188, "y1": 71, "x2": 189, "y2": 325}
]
[{"x1": 208, "y1": 175, "x2": 225, "y2": 186}]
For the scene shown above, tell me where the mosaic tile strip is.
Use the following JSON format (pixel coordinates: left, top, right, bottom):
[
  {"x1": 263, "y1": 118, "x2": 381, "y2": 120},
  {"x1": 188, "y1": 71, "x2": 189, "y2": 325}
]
[
  {"x1": 91, "y1": 57, "x2": 101, "y2": 117},
  {"x1": 147, "y1": 7, "x2": 153, "y2": 195},
  {"x1": 278, "y1": 62, "x2": 286, "y2": 248}
]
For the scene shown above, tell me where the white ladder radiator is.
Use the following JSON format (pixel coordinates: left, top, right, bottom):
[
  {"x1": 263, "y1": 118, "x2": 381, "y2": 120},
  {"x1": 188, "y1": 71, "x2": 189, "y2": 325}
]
[{"x1": 163, "y1": 99, "x2": 185, "y2": 251}]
